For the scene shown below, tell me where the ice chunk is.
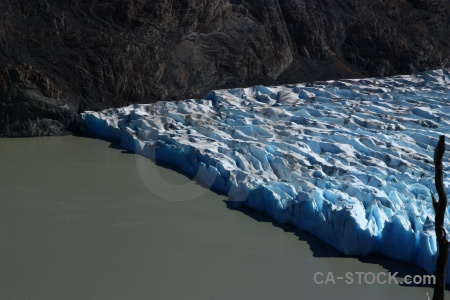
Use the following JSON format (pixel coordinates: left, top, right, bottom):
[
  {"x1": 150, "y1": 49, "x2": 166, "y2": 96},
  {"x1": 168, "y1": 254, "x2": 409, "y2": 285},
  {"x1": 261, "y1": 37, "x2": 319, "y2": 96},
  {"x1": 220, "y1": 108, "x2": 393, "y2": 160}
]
[{"x1": 80, "y1": 68, "x2": 450, "y2": 282}]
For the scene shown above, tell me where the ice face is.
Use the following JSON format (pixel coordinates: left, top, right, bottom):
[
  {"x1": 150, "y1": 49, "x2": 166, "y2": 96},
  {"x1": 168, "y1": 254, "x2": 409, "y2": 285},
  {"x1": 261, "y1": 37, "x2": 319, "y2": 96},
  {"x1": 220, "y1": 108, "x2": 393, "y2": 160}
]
[{"x1": 80, "y1": 69, "x2": 450, "y2": 280}]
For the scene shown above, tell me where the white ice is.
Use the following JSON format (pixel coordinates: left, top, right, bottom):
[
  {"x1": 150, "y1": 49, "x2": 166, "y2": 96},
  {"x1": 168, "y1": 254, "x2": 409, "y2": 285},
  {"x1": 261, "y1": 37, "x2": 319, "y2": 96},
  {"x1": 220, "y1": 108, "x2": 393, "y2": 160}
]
[{"x1": 80, "y1": 69, "x2": 450, "y2": 280}]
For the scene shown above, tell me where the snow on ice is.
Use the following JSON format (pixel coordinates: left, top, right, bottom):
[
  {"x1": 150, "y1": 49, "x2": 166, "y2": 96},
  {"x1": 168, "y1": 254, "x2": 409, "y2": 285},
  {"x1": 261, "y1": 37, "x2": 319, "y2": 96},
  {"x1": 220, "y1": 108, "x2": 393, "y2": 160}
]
[{"x1": 80, "y1": 69, "x2": 450, "y2": 280}]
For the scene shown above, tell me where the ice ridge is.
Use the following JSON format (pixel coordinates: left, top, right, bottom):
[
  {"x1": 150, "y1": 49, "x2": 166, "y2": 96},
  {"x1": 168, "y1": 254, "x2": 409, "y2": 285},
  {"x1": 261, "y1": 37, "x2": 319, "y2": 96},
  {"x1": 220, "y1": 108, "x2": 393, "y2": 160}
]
[{"x1": 80, "y1": 69, "x2": 450, "y2": 279}]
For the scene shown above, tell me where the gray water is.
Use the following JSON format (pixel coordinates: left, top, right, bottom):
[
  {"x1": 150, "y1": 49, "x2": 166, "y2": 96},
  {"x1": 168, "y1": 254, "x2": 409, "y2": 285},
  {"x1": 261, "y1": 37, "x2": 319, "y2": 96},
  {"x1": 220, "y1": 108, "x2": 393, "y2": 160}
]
[{"x1": 0, "y1": 136, "x2": 446, "y2": 300}]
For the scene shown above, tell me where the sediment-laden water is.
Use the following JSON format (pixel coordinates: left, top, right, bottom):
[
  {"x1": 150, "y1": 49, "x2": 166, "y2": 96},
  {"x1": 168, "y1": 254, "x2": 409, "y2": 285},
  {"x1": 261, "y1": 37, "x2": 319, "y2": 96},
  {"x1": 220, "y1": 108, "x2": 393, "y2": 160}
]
[{"x1": 0, "y1": 136, "x2": 444, "y2": 300}]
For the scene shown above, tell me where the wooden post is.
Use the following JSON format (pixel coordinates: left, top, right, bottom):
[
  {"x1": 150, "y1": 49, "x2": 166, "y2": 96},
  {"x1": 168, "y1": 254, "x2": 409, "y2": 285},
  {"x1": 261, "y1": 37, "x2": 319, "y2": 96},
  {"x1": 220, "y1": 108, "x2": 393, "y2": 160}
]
[{"x1": 431, "y1": 135, "x2": 449, "y2": 300}]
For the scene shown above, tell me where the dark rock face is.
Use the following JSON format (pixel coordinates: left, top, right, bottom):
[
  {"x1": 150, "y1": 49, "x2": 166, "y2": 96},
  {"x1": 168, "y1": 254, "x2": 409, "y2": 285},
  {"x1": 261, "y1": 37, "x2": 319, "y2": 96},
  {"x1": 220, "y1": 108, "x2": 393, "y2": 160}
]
[
  {"x1": 0, "y1": 0, "x2": 449, "y2": 137},
  {"x1": 0, "y1": 65, "x2": 74, "y2": 136}
]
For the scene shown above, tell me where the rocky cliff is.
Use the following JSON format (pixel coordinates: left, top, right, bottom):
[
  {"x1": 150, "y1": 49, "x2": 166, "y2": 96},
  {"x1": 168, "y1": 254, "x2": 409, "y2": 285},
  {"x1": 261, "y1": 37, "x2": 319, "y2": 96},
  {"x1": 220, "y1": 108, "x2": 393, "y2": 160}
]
[{"x1": 1, "y1": 0, "x2": 449, "y2": 137}]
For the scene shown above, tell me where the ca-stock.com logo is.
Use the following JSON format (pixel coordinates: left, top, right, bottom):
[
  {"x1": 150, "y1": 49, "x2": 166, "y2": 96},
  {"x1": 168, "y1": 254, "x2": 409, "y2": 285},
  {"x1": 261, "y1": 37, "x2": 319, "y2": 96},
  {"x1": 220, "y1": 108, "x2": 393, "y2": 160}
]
[{"x1": 313, "y1": 271, "x2": 435, "y2": 286}]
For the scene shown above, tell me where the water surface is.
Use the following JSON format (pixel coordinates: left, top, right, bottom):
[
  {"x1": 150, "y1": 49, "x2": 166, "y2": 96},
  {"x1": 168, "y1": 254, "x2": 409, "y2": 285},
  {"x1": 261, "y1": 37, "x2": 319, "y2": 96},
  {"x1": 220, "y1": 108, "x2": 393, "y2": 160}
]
[{"x1": 0, "y1": 136, "x2": 444, "y2": 299}]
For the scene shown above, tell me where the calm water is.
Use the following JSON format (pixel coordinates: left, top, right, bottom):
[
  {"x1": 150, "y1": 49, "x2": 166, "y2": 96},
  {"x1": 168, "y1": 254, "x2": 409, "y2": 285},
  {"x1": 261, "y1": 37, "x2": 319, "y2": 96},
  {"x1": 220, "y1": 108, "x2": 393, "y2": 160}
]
[{"x1": 0, "y1": 136, "x2": 446, "y2": 300}]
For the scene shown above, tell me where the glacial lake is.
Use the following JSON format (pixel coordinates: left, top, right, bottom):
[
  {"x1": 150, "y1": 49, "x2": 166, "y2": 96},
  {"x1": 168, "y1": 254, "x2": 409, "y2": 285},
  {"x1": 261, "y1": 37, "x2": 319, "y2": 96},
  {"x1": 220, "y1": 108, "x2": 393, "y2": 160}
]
[{"x1": 0, "y1": 136, "x2": 446, "y2": 299}]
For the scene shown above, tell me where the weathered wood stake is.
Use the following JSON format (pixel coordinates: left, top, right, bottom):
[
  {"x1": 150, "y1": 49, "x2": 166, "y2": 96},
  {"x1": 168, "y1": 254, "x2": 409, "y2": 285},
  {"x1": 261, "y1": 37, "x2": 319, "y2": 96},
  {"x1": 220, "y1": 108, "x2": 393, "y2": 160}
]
[{"x1": 431, "y1": 135, "x2": 449, "y2": 300}]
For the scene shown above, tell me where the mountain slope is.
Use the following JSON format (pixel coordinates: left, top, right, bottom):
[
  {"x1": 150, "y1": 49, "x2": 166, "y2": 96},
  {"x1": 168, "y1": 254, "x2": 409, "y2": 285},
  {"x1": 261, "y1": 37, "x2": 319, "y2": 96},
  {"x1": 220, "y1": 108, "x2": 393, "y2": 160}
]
[{"x1": 1, "y1": 0, "x2": 449, "y2": 136}]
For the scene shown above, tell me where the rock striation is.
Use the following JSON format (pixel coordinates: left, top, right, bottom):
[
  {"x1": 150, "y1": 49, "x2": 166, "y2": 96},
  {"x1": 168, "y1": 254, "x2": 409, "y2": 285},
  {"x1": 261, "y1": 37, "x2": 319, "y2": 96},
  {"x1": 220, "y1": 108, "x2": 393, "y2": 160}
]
[{"x1": 0, "y1": 0, "x2": 449, "y2": 136}]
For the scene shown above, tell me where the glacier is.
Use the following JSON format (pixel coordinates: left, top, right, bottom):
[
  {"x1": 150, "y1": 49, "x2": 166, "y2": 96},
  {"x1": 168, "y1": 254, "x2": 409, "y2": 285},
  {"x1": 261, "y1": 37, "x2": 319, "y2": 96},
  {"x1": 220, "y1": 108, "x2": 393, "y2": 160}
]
[{"x1": 80, "y1": 69, "x2": 450, "y2": 280}]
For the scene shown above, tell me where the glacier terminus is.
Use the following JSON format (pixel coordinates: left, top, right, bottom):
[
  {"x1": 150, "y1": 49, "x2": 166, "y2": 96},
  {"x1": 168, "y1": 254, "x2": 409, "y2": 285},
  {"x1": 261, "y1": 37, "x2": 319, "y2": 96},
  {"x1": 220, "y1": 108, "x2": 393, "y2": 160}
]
[{"x1": 80, "y1": 69, "x2": 450, "y2": 281}]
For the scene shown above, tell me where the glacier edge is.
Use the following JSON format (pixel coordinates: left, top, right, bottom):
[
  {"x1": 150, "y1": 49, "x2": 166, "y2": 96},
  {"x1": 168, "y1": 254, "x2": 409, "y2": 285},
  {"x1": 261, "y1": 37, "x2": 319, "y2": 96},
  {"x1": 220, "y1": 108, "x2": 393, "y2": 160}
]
[{"x1": 80, "y1": 69, "x2": 450, "y2": 281}]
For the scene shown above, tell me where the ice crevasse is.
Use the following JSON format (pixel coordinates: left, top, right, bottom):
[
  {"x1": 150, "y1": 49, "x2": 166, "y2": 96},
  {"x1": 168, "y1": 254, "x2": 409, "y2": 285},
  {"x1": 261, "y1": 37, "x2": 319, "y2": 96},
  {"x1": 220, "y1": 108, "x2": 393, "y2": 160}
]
[{"x1": 80, "y1": 69, "x2": 450, "y2": 280}]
